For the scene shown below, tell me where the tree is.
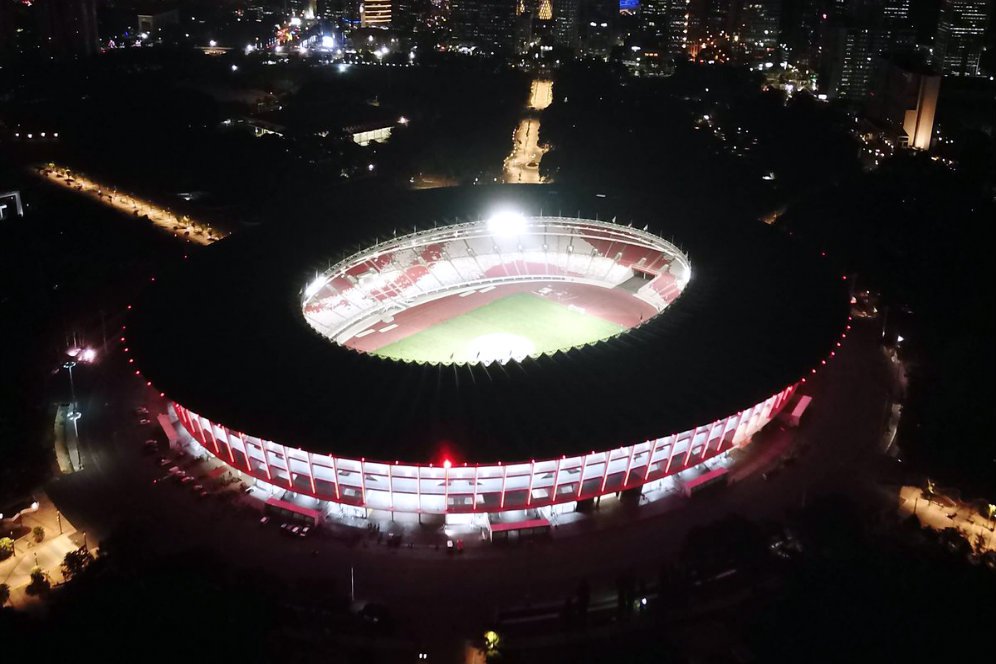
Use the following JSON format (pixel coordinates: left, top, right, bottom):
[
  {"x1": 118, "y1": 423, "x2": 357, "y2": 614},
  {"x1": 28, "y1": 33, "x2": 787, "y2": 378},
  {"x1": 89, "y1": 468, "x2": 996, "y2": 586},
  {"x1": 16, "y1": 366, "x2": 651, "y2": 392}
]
[
  {"x1": 0, "y1": 537, "x2": 13, "y2": 561},
  {"x1": 32, "y1": 526, "x2": 45, "y2": 543},
  {"x1": 0, "y1": 582, "x2": 9, "y2": 606},
  {"x1": 26, "y1": 565, "x2": 50, "y2": 596},
  {"x1": 61, "y1": 546, "x2": 95, "y2": 582}
]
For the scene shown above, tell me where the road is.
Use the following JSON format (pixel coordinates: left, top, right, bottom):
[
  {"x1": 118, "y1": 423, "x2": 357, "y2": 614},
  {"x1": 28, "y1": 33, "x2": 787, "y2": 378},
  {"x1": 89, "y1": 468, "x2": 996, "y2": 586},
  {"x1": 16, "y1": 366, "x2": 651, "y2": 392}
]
[
  {"x1": 527, "y1": 79, "x2": 554, "y2": 111},
  {"x1": 41, "y1": 318, "x2": 896, "y2": 644},
  {"x1": 503, "y1": 80, "x2": 553, "y2": 184},
  {"x1": 898, "y1": 486, "x2": 996, "y2": 552},
  {"x1": 33, "y1": 164, "x2": 225, "y2": 245}
]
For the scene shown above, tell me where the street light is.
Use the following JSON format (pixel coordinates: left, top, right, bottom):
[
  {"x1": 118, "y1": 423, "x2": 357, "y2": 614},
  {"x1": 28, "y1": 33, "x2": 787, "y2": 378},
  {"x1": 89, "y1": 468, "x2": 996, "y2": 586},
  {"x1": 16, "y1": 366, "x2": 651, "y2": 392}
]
[
  {"x1": 63, "y1": 348, "x2": 93, "y2": 471},
  {"x1": 63, "y1": 360, "x2": 78, "y2": 418}
]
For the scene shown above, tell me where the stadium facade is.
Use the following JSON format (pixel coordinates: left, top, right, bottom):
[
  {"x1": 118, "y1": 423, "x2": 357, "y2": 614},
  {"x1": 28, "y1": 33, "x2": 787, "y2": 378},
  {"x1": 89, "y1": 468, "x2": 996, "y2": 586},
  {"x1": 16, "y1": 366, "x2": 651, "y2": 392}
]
[{"x1": 127, "y1": 186, "x2": 850, "y2": 518}]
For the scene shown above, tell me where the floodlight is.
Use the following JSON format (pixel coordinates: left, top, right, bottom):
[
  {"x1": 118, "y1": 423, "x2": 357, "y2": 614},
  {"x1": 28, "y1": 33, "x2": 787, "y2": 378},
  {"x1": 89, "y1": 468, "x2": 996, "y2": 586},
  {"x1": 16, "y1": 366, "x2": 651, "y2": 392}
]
[
  {"x1": 304, "y1": 275, "x2": 326, "y2": 298},
  {"x1": 486, "y1": 210, "x2": 527, "y2": 237}
]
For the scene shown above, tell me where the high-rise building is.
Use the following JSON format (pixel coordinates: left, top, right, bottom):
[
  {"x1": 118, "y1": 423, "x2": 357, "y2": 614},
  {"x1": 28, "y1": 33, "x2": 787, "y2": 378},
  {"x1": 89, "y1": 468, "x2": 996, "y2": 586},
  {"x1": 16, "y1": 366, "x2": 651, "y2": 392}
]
[
  {"x1": 735, "y1": 0, "x2": 781, "y2": 60},
  {"x1": 361, "y1": 0, "x2": 393, "y2": 26},
  {"x1": 450, "y1": 0, "x2": 519, "y2": 50},
  {"x1": 879, "y1": 0, "x2": 910, "y2": 24},
  {"x1": 817, "y1": 0, "x2": 920, "y2": 102},
  {"x1": 684, "y1": 0, "x2": 782, "y2": 61},
  {"x1": 318, "y1": 0, "x2": 362, "y2": 24},
  {"x1": 934, "y1": 0, "x2": 991, "y2": 76},
  {"x1": 786, "y1": 1, "x2": 913, "y2": 69},
  {"x1": 579, "y1": 0, "x2": 622, "y2": 55},
  {"x1": 552, "y1": 0, "x2": 581, "y2": 49},
  {"x1": 640, "y1": 0, "x2": 690, "y2": 53},
  {"x1": 37, "y1": 0, "x2": 99, "y2": 59},
  {"x1": 821, "y1": 22, "x2": 894, "y2": 102},
  {"x1": 866, "y1": 54, "x2": 941, "y2": 150}
]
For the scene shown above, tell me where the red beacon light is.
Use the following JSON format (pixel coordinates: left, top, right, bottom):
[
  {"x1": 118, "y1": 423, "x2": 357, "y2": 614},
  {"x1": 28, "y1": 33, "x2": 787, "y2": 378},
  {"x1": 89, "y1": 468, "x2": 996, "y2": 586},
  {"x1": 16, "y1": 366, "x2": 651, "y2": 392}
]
[{"x1": 443, "y1": 459, "x2": 452, "y2": 470}]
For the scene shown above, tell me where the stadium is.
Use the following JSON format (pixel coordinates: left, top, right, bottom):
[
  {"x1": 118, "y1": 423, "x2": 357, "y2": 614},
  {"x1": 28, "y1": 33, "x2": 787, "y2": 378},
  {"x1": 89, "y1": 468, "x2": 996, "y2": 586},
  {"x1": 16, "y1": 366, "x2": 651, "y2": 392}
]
[{"x1": 126, "y1": 186, "x2": 850, "y2": 523}]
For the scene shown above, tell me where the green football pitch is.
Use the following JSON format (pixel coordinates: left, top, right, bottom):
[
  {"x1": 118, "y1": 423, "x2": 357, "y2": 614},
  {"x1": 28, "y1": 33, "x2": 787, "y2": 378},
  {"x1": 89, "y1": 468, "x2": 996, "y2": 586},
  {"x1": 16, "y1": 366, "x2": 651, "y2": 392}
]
[{"x1": 373, "y1": 292, "x2": 624, "y2": 364}]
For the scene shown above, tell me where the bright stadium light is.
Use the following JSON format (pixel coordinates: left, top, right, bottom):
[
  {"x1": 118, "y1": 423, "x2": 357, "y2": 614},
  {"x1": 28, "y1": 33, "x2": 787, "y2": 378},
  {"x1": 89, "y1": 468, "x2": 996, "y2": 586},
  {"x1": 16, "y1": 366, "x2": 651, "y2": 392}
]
[
  {"x1": 304, "y1": 275, "x2": 327, "y2": 298},
  {"x1": 486, "y1": 210, "x2": 528, "y2": 237},
  {"x1": 468, "y1": 333, "x2": 535, "y2": 364}
]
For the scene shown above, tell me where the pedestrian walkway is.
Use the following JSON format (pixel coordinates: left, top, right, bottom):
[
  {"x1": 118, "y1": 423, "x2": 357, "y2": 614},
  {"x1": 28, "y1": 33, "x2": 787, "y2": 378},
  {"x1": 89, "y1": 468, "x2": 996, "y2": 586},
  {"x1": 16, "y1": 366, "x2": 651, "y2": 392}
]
[
  {"x1": 1, "y1": 493, "x2": 89, "y2": 609},
  {"x1": 53, "y1": 404, "x2": 83, "y2": 474},
  {"x1": 897, "y1": 486, "x2": 996, "y2": 553}
]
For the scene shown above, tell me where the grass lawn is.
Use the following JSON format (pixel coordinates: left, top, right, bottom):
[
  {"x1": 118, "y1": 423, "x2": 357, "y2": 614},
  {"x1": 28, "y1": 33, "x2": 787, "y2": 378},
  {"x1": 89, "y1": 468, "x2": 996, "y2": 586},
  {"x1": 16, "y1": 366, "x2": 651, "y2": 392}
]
[{"x1": 374, "y1": 292, "x2": 623, "y2": 364}]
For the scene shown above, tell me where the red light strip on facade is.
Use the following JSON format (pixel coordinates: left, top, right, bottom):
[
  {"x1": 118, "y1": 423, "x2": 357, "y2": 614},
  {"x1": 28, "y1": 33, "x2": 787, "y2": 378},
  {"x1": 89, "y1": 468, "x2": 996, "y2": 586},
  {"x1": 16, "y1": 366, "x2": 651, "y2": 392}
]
[
  {"x1": 473, "y1": 464, "x2": 480, "y2": 509},
  {"x1": 280, "y1": 444, "x2": 294, "y2": 490},
  {"x1": 329, "y1": 454, "x2": 340, "y2": 500},
  {"x1": 576, "y1": 454, "x2": 589, "y2": 498},
  {"x1": 526, "y1": 460, "x2": 536, "y2": 506},
  {"x1": 623, "y1": 441, "x2": 641, "y2": 489},
  {"x1": 599, "y1": 451, "x2": 612, "y2": 494},
  {"x1": 305, "y1": 447, "x2": 317, "y2": 495},
  {"x1": 359, "y1": 458, "x2": 367, "y2": 505},
  {"x1": 664, "y1": 432, "x2": 680, "y2": 475},
  {"x1": 682, "y1": 425, "x2": 700, "y2": 467},
  {"x1": 550, "y1": 457, "x2": 562, "y2": 503},
  {"x1": 443, "y1": 462, "x2": 449, "y2": 510},
  {"x1": 499, "y1": 464, "x2": 508, "y2": 509}
]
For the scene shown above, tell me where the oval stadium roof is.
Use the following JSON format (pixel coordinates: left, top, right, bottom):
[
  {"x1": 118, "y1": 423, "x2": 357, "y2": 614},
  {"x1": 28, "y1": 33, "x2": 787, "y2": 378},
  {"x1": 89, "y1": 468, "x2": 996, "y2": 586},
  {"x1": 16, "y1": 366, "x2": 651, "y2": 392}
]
[{"x1": 127, "y1": 185, "x2": 849, "y2": 463}]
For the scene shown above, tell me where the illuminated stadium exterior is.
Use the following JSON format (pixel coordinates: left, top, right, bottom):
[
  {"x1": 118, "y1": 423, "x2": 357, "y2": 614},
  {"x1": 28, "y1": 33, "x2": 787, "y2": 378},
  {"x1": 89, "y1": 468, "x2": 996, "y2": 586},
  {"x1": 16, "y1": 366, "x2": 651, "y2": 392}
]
[{"x1": 127, "y1": 186, "x2": 850, "y2": 518}]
